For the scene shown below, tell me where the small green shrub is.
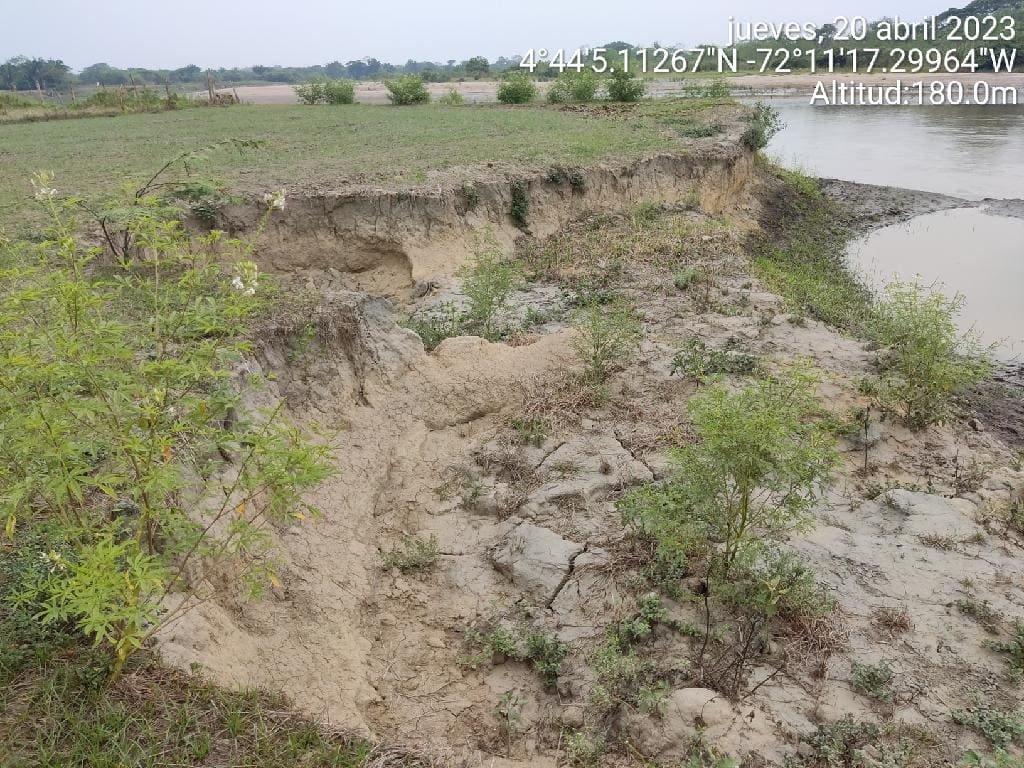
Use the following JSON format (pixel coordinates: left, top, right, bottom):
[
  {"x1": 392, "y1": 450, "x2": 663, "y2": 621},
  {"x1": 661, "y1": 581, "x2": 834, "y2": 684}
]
[
  {"x1": 671, "y1": 338, "x2": 758, "y2": 382},
  {"x1": 524, "y1": 632, "x2": 570, "y2": 686},
  {"x1": 294, "y1": 78, "x2": 355, "y2": 105},
  {"x1": 510, "y1": 416, "x2": 547, "y2": 447},
  {"x1": 547, "y1": 71, "x2": 600, "y2": 103},
  {"x1": 571, "y1": 302, "x2": 642, "y2": 384},
  {"x1": 497, "y1": 73, "x2": 536, "y2": 104},
  {"x1": 679, "y1": 121, "x2": 724, "y2": 138},
  {"x1": 565, "y1": 730, "x2": 605, "y2": 766},
  {"x1": 437, "y1": 88, "x2": 465, "y2": 105},
  {"x1": 381, "y1": 533, "x2": 440, "y2": 572},
  {"x1": 957, "y1": 597, "x2": 1003, "y2": 633},
  {"x1": 740, "y1": 101, "x2": 784, "y2": 150},
  {"x1": 545, "y1": 167, "x2": 587, "y2": 193},
  {"x1": 0, "y1": 92, "x2": 36, "y2": 109},
  {"x1": 673, "y1": 267, "x2": 700, "y2": 290},
  {"x1": 989, "y1": 620, "x2": 1024, "y2": 675},
  {"x1": 961, "y1": 750, "x2": 1024, "y2": 767},
  {"x1": 323, "y1": 78, "x2": 355, "y2": 104},
  {"x1": 631, "y1": 199, "x2": 659, "y2": 226},
  {"x1": 721, "y1": 549, "x2": 834, "y2": 621},
  {"x1": 384, "y1": 74, "x2": 430, "y2": 105},
  {"x1": 806, "y1": 718, "x2": 883, "y2": 768},
  {"x1": 510, "y1": 178, "x2": 530, "y2": 228},
  {"x1": 1, "y1": 165, "x2": 331, "y2": 677},
  {"x1": 620, "y1": 367, "x2": 836, "y2": 580},
  {"x1": 686, "y1": 78, "x2": 731, "y2": 99},
  {"x1": 851, "y1": 661, "x2": 895, "y2": 702},
  {"x1": 606, "y1": 69, "x2": 645, "y2": 102},
  {"x1": 869, "y1": 278, "x2": 992, "y2": 428},
  {"x1": 952, "y1": 705, "x2": 1024, "y2": 750},
  {"x1": 460, "y1": 243, "x2": 520, "y2": 340},
  {"x1": 404, "y1": 302, "x2": 463, "y2": 351},
  {"x1": 294, "y1": 79, "x2": 325, "y2": 104},
  {"x1": 404, "y1": 244, "x2": 519, "y2": 348}
]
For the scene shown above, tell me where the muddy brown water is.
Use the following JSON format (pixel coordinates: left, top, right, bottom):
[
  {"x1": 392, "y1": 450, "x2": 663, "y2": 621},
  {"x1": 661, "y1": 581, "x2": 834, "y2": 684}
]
[{"x1": 763, "y1": 97, "x2": 1024, "y2": 360}]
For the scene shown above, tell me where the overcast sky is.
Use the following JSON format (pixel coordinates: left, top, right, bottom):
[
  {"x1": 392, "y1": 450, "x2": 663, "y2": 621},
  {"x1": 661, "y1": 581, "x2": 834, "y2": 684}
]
[{"x1": 7, "y1": 0, "x2": 944, "y2": 71}]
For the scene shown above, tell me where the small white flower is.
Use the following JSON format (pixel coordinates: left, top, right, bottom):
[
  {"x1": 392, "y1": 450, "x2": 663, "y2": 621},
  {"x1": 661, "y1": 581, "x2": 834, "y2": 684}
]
[
  {"x1": 232, "y1": 260, "x2": 260, "y2": 295},
  {"x1": 263, "y1": 188, "x2": 286, "y2": 211},
  {"x1": 30, "y1": 171, "x2": 58, "y2": 202},
  {"x1": 40, "y1": 549, "x2": 67, "y2": 573}
]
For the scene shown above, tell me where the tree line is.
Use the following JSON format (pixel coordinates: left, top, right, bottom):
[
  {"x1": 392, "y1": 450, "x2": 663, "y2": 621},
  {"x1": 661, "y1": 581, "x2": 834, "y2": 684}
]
[{"x1": 0, "y1": 55, "x2": 521, "y2": 92}]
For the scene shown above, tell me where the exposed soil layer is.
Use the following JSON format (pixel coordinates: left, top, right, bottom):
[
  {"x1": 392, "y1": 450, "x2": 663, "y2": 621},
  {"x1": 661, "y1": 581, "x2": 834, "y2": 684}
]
[{"x1": 158, "y1": 138, "x2": 1024, "y2": 767}]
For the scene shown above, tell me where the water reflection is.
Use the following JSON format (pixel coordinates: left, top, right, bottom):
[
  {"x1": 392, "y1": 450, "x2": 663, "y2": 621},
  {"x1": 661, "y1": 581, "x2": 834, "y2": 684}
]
[
  {"x1": 763, "y1": 97, "x2": 1024, "y2": 200},
  {"x1": 847, "y1": 208, "x2": 1024, "y2": 359}
]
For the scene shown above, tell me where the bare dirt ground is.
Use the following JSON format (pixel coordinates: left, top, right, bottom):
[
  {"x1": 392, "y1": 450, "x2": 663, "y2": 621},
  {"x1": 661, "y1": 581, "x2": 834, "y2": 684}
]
[
  {"x1": 221, "y1": 72, "x2": 1024, "y2": 105},
  {"x1": 157, "y1": 143, "x2": 1024, "y2": 766}
]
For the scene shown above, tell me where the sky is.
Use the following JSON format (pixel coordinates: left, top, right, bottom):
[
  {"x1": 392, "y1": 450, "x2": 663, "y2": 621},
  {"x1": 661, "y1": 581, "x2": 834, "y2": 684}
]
[{"x1": 5, "y1": 0, "x2": 947, "y2": 71}]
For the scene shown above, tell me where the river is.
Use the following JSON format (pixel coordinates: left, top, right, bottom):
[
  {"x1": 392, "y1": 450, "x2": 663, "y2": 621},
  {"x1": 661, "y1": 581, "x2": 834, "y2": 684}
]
[{"x1": 763, "y1": 96, "x2": 1024, "y2": 358}]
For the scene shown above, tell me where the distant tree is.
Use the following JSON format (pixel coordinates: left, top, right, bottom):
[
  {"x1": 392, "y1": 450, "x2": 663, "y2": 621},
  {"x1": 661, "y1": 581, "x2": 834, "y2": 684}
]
[
  {"x1": 324, "y1": 60, "x2": 347, "y2": 78},
  {"x1": 12, "y1": 58, "x2": 72, "y2": 91},
  {"x1": 463, "y1": 56, "x2": 490, "y2": 79},
  {"x1": 346, "y1": 59, "x2": 369, "y2": 79},
  {"x1": 172, "y1": 64, "x2": 202, "y2": 82},
  {"x1": 79, "y1": 62, "x2": 129, "y2": 86}
]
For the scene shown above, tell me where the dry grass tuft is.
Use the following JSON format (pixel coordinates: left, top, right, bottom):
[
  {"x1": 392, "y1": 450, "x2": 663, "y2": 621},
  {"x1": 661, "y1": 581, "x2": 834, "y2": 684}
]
[{"x1": 871, "y1": 604, "x2": 914, "y2": 637}]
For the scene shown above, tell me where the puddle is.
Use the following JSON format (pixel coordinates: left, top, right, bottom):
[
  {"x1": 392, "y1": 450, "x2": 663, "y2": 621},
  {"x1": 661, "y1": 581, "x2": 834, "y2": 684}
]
[{"x1": 846, "y1": 207, "x2": 1024, "y2": 360}]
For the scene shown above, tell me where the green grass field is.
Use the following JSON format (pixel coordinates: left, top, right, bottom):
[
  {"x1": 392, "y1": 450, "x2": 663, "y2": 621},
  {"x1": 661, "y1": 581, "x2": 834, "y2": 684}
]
[{"x1": 0, "y1": 101, "x2": 729, "y2": 228}]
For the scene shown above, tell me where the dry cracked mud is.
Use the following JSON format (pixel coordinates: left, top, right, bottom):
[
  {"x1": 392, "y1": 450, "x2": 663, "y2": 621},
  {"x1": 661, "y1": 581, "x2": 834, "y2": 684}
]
[{"x1": 157, "y1": 137, "x2": 1024, "y2": 767}]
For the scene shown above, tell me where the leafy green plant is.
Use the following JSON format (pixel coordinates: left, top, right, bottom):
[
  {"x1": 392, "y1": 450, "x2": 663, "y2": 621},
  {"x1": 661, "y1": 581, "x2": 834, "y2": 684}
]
[
  {"x1": 851, "y1": 661, "x2": 895, "y2": 702},
  {"x1": 509, "y1": 178, "x2": 530, "y2": 228},
  {"x1": 510, "y1": 417, "x2": 547, "y2": 447},
  {"x1": 381, "y1": 533, "x2": 440, "y2": 572},
  {"x1": 805, "y1": 718, "x2": 883, "y2": 768},
  {"x1": 606, "y1": 69, "x2": 645, "y2": 102},
  {"x1": 294, "y1": 78, "x2": 325, "y2": 104},
  {"x1": 437, "y1": 88, "x2": 465, "y2": 105},
  {"x1": 404, "y1": 244, "x2": 519, "y2": 349},
  {"x1": 322, "y1": 78, "x2": 356, "y2": 104},
  {"x1": 740, "y1": 101, "x2": 784, "y2": 150},
  {"x1": 868, "y1": 278, "x2": 992, "y2": 428},
  {"x1": 989, "y1": 620, "x2": 1024, "y2": 675},
  {"x1": 671, "y1": 338, "x2": 758, "y2": 382},
  {"x1": 570, "y1": 302, "x2": 642, "y2": 384},
  {"x1": 686, "y1": 78, "x2": 731, "y2": 99},
  {"x1": 460, "y1": 242, "x2": 520, "y2": 340},
  {"x1": 497, "y1": 73, "x2": 537, "y2": 104},
  {"x1": 403, "y1": 302, "x2": 463, "y2": 351},
  {"x1": 631, "y1": 199, "x2": 659, "y2": 226},
  {"x1": 384, "y1": 74, "x2": 430, "y2": 105},
  {"x1": 961, "y1": 750, "x2": 1024, "y2": 767},
  {"x1": 952, "y1": 704, "x2": 1024, "y2": 750},
  {"x1": 620, "y1": 368, "x2": 836, "y2": 692},
  {"x1": 679, "y1": 122, "x2": 724, "y2": 138},
  {"x1": 524, "y1": 631, "x2": 570, "y2": 686},
  {"x1": 565, "y1": 730, "x2": 604, "y2": 766},
  {"x1": 626, "y1": 367, "x2": 835, "y2": 575},
  {"x1": 674, "y1": 267, "x2": 701, "y2": 290},
  {"x1": 467, "y1": 625, "x2": 569, "y2": 686},
  {"x1": 547, "y1": 71, "x2": 600, "y2": 103},
  {"x1": 495, "y1": 690, "x2": 523, "y2": 753},
  {"x1": 1, "y1": 166, "x2": 332, "y2": 678}
]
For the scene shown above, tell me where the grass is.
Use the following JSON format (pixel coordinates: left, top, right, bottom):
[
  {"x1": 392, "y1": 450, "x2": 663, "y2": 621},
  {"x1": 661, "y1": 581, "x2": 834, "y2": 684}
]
[
  {"x1": 0, "y1": 652, "x2": 372, "y2": 768},
  {"x1": 0, "y1": 530, "x2": 375, "y2": 768},
  {"x1": 751, "y1": 164, "x2": 871, "y2": 333},
  {"x1": 0, "y1": 101, "x2": 717, "y2": 228}
]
